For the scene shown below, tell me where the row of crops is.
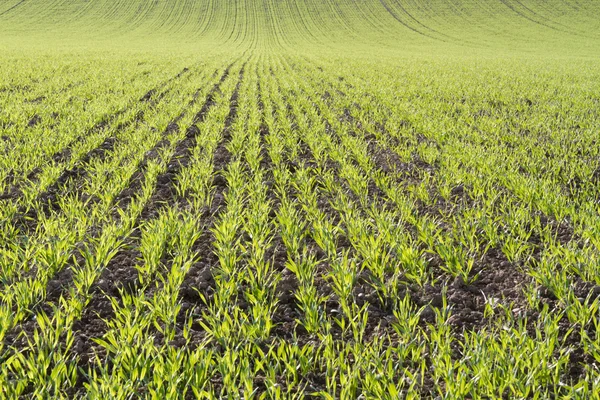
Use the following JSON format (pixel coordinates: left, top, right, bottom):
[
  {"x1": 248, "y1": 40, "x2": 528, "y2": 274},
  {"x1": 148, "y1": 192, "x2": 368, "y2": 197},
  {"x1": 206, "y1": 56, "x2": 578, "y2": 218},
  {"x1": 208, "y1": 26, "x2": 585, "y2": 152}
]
[{"x1": 2, "y1": 0, "x2": 600, "y2": 397}]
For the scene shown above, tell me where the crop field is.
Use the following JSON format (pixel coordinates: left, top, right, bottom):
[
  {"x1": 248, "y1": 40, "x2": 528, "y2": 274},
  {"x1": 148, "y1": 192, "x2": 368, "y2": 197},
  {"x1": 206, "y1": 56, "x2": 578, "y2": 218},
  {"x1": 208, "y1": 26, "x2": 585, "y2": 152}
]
[{"x1": 1, "y1": 0, "x2": 600, "y2": 398}]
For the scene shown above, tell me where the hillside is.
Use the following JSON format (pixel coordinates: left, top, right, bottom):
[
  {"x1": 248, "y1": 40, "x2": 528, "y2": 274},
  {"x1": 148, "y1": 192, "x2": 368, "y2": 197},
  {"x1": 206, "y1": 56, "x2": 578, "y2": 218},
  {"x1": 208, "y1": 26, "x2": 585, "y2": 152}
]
[{"x1": 1, "y1": 0, "x2": 599, "y2": 54}]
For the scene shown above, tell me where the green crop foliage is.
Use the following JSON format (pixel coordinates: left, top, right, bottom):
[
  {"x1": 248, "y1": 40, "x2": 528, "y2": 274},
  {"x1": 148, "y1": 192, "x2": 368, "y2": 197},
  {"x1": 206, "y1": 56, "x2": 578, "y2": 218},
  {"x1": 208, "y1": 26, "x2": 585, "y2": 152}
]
[{"x1": 1, "y1": 0, "x2": 600, "y2": 398}]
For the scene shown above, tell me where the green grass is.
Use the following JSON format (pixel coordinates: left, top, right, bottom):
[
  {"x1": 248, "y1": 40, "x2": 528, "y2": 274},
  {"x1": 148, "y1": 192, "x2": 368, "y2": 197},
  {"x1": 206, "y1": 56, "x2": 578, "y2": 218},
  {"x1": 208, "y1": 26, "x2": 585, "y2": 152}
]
[{"x1": 1, "y1": 0, "x2": 600, "y2": 398}]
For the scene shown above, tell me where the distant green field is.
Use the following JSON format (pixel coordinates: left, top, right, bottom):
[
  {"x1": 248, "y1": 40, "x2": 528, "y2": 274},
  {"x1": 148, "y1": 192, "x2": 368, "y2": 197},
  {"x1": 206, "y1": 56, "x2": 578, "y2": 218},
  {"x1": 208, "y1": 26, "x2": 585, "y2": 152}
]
[
  {"x1": 1, "y1": 0, "x2": 599, "y2": 51},
  {"x1": 2, "y1": 1, "x2": 600, "y2": 398}
]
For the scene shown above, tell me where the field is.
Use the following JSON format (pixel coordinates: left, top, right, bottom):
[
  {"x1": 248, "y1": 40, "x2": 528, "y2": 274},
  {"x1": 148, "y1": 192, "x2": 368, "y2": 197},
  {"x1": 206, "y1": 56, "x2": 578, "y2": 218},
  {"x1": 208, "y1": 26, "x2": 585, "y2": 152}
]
[{"x1": 1, "y1": 0, "x2": 600, "y2": 398}]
